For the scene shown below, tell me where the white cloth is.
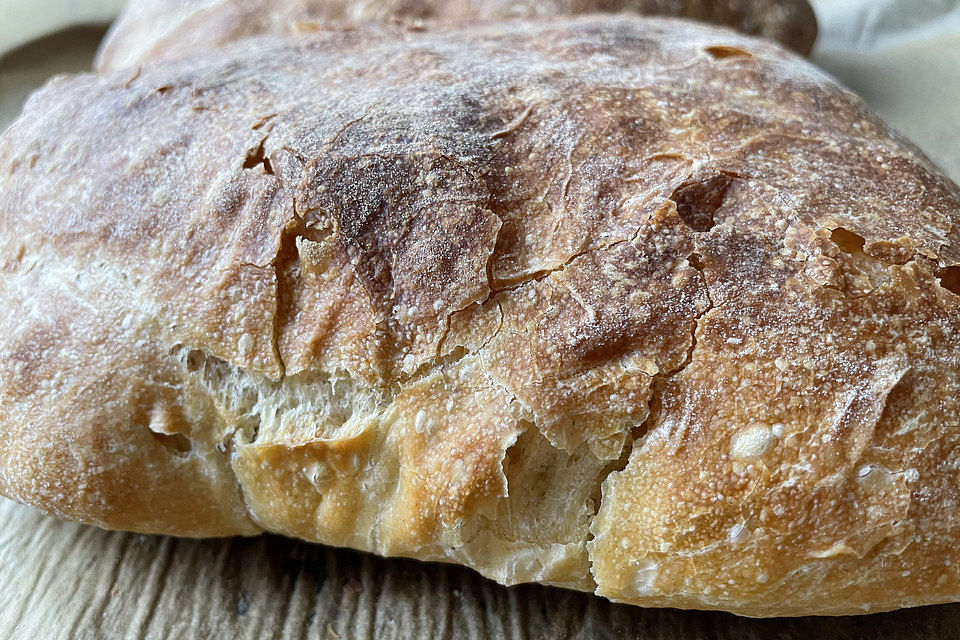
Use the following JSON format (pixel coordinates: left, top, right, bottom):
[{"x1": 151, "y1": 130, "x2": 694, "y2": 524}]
[{"x1": 812, "y1": 0, "x2": 960, "y2": 181}]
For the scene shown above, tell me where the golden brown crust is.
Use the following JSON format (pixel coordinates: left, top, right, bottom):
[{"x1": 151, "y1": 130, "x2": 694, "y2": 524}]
[
  {"x1": 0, "y1": 247, "x2": 257, "y2": 536},
  {"x1": 2, "y1": 16, "x2": 960, "y2": 615},
  {"x1": 93, "y1": 0, "x2": 818, "y2": 74}
]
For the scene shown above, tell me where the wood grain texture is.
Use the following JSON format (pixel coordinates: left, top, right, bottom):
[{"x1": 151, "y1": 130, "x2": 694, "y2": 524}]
[{"x1": 2, "y1": 498, "x2": 960, "y2": 639}]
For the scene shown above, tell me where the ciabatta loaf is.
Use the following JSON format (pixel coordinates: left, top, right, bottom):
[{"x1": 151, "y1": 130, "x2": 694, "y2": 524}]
[{"x1": 2, "y1": 16, "x2": 959, "y2": 617}]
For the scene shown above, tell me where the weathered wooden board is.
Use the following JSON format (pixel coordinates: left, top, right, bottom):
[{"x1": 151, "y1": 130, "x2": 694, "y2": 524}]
[{"x1": 3, "y1": 498, "x2": 960, "y2": 639}]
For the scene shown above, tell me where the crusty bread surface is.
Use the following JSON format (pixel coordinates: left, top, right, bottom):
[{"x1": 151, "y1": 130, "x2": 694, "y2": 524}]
[
  {"x1": 2, "y1": 16, "x2": 959, "y2": 617},
  {"x1": 94, "y1": 0, "x2": 818, "y2": 73}
]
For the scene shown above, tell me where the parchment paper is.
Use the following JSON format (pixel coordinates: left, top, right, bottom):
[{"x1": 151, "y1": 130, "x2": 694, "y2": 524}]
[{"x1": 1, "y1": 3, "x2": 960, "y2": 638}]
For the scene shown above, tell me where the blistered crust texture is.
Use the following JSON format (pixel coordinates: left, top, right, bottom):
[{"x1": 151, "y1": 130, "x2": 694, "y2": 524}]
[
  {"x1": 2, "y1": 16, "x2": 960, "y2": 616},
  {"x1": 94, "y1": 0, "x2": 817, "y2": 73}
]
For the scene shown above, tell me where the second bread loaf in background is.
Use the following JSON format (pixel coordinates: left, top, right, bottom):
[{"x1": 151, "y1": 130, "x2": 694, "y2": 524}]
[{"x1": 94, "y1": 0, "x2": 818, "y2": 73}]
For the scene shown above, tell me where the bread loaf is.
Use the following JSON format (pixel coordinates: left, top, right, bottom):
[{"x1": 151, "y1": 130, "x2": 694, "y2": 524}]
[
  {"x1": 2, "y1": 16, "x2": 959, "y2": 616},
  {"x1": 94, "y1": 0, "x2": 818, "y2": 73}
]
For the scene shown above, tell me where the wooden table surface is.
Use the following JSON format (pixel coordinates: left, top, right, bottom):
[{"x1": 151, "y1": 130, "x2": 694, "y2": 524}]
[{"x1": 3, "y1": 497, "x2": 960, "y2": 639}]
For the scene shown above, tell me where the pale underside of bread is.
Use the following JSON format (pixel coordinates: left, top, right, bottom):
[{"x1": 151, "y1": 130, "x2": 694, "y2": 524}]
[
  {"x1": 93, "y1": 0, "x2": 817, "y2": 74},
  {"x1": 1, "y1": 16, "x2": 960, "y2": 617}
]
